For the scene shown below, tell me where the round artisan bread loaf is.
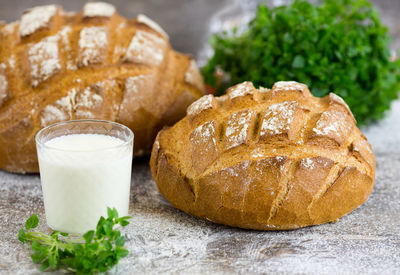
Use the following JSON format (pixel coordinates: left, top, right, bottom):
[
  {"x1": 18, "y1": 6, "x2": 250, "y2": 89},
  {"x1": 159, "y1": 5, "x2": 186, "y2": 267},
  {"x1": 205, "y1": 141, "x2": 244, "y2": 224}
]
[
  {"x1": 150, "y1": 81, "x2": 375, "y2": 230},
  {"x1": 0, "y1": 2, "x2": 205, "y2": 173}
]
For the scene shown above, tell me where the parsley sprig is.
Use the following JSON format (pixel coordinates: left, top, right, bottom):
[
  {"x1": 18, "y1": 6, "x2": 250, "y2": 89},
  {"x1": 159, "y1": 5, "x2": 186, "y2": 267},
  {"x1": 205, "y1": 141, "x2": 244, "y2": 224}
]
[
  {"x1": 18, "y1": 207, "x2": 131, "y2": 274},
  {"x1": 203, "y1": 0, "x2": 400, "y2": 125}
]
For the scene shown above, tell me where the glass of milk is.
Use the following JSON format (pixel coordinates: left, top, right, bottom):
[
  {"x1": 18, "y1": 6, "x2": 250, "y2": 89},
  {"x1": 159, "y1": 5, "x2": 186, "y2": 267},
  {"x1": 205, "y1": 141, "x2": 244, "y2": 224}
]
[{"x1": 36, "y1": 120, "x2": 134, "y2": 234}]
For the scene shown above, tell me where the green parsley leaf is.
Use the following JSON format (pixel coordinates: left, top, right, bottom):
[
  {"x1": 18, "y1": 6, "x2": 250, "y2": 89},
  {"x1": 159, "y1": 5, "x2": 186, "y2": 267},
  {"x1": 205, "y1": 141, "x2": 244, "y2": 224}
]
[
  {"x1": 103, "y1": 220, "x2": 113, "y2": 236},
  {"x1": 115, "y1": 236, "x2": 125, "y2": 247},
  {"x1": 17, "y1": 208, "x2": 131, "y2": 274},
  {"x1": 116, "y1": 248, "x2": 129, "y2": 258},
  {"x1": 83, "y1": 230, "x2": 94, "y2": 243},
  {"x1": 39, "y1": 260, "x2": 49, "y2": 272},
  {"x1": 25, "y1": 214, "x2": 39, "y2": 230},
  {"x1": 18, "y1": 229, "x2": 26, "y2": 243}
]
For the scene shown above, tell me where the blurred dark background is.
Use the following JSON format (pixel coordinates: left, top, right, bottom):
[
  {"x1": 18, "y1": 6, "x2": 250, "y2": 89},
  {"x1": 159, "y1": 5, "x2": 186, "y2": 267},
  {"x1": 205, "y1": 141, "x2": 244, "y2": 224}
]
[{"x1": 0, "y1": 0, "x2": 399, "y2": 60}]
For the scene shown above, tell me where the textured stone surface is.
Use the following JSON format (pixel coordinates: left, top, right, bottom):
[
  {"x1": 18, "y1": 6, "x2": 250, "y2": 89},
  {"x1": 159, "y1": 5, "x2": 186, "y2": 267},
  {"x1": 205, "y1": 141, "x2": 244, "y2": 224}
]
[
  {"x1": 0, "y1": 0, "x2": 400, "y2": 274},
  {"x1": 0, "y1": 136, "x2": 400, "y2": 274},
  {"x1": 1, "y1": 103, "x2": 400, "y2": 274}
]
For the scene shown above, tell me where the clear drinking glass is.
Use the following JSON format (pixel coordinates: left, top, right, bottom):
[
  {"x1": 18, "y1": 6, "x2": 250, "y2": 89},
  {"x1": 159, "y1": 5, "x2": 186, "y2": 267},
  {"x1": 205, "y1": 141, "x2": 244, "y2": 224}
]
[{"x1": 35, "y1": 120, "x2": 134, "y2": 234}]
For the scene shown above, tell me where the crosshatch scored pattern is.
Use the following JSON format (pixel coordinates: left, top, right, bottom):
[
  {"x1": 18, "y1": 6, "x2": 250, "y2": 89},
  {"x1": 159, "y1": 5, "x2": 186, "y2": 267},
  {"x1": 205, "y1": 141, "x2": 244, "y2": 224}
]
[
  {"x1": 151, "y1": 81, "x2": 375, "y2": 230},
  {"x1": 0, "y1": 2, "x2": 205, "y2": 173}
]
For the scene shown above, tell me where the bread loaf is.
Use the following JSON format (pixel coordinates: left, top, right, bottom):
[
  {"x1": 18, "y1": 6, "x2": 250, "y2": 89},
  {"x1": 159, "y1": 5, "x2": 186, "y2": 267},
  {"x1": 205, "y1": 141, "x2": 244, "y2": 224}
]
[
  {"x1": 0, "y1": 2, "x2": 205, "y2": 173},
  {"x1": 150, "y1": 81, "x2": 375, "y2": 230}
]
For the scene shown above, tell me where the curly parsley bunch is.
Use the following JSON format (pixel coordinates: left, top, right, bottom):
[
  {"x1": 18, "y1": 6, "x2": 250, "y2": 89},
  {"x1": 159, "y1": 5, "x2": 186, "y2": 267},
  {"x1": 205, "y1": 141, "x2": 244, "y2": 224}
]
[
  {"x1": 18, "y1": 208, "x2": 131, "y2": 274},
  {"x1": 203, "y1": 0, "x2": 400, "y2": 125}
]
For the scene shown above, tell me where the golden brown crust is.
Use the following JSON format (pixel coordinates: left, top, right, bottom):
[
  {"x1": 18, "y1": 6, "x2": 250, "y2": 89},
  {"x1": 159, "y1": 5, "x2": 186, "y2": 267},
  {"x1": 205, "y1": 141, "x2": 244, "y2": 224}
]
[
  {"x1": 0, "y1": 2, "x2": 205, "y2": 173},
  {"x1": 150, "y1": 81, "x2": 375, "y2": 230}
]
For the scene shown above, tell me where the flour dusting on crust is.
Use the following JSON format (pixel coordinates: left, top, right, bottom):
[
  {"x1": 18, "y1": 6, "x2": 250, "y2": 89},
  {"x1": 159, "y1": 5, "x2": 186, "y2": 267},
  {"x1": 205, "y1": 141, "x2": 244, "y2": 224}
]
[
  {"x1": 273, "y1": 81, "x2": 308, "y2": 92},
  {"x1": 137, "y1": 14, "x2": 168, "y2": 38},
  {"x1": 124, "y1": 75, "x2": 152, "y2": 105},
  {"x1": 19, "y1": 5, "x2": 57, "y2": 37},
  {"x1": 313, "y1": 108, "x2": 352, "y2": 138},
  {"x1": 8, "y1": 55, "x2": 15, "y2": 69},
  {"x1": 190, "y1": 121, "x2": 219, "y2": 171},
  {"x1": 224, "y1": 110, "x2": 254, "y2": 149},
  {"x1": 124, "y1": 30, "x2": 166, "y2": 67},
  {"x1": 77, "y1": 27, "x2": 108, "y2": 66},
  {"x1": 191, "y1": 121, "x2": 217, "y2": 146},
  {"x1": 260, "y1": 101, "x2": 297, "y2": 136},
  {"x1": 40, "y1": 93, "x2": 73, "y2": 127},
  {"x1": 251, "y1": 148, "x2": 265, "y2": 158},
  {"x1": 113, "y1": 46, "x2": 127, "y2": 63},
  {"x1": 119, "y1": 74, "x2": 156, "y2": 116},
  {"x1": 75, "y1": 87, "x2": 103, "y2": 109},
  {"x1": 75, "y1": 110, "x2": 96, "y2": 119},
  {"x1": 184, "y1": 59, "x2": 204, "y2": 91},
  {"x1": 57, "y1": 26, "x2": 71, "y2": 48},
  {"x1": 329, "y1": 93, "x2": 354, "y2": 120},
  {"x1": 301, "y1": 158, "x2": 314, "y2": 170},
  {"x1": 28, "y1": 35, "x2": 61, "y2": 87},
  {"x1": 2, "y1": 21, "x2": 18, "y2": 35},
  {"x1": 125, "y1": 76, "x2": 145, "y2": 96},
  {"x1": 223, "y1": 160, "x2": 250, "y2": 178},
  {"x1": 0, "y1": 74, "x2": 8, "y2": 106},
  {"x1": 228, "y1": 82, "x2": 255, "y2": 100},
  {"x1": 57, "y1": 26, "x2": 76, "y2": 70},
  {"x1": 187, "y1": 94, "x2": 215, "y2": 118},
  {"x1": 353, "y1": 138, "x2": 373, "y2": 155},
  {"x1": 83, "y1": 2, "x2": 115, "y2": 18},
  {"x1": 352, "y1": 138, "x2": 374, "y2": 170}
]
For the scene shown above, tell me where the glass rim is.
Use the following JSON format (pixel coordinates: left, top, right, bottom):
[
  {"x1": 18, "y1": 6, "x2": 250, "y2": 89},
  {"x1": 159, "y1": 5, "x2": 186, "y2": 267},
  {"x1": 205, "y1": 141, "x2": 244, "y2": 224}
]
[{"x1": 35, "y1": 119, "x2": 134, "y2": 153}]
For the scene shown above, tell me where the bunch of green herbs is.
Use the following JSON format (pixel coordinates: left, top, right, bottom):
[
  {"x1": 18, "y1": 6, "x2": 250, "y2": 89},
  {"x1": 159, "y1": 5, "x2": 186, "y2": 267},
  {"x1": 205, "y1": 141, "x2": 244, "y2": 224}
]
[
  {"x1": 202, "y1": 0, "x2": 400, "y2": 125},
  {"x1": 18, "y1": 207, "x2": 131, "y2": 274}
]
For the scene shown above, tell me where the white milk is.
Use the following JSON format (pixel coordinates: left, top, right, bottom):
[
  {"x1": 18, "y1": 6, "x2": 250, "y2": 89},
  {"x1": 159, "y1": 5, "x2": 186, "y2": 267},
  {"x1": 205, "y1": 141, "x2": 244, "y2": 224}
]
[{"x1": 38, "y1": 134, "x2": 132, "y2": 234}]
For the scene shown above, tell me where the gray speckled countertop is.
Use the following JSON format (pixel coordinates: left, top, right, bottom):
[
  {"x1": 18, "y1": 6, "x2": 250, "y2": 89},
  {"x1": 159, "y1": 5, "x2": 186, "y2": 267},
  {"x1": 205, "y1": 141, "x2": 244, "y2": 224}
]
[
  {"x1": 1, "y1": 0, "x2": 400, "y2": 274},
  {"x1": 1, "y1": 100, "x2": 399, "y2": 274},
  {"x1": 0, "y1": 104, "x2": 400, "y2": 274}
]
